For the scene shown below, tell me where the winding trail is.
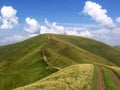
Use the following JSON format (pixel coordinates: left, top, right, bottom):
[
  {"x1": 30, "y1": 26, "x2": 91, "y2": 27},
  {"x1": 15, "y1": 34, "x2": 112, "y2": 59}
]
[
  {"x1": 41, "y1": 49, "x2": 60, "y2": 71},
  {"x1": 98, "y1": 68, "x2": 105, "y2": 90},
  {"x1": 41, "y1": 35, "x2": 60, "y2": 70}
]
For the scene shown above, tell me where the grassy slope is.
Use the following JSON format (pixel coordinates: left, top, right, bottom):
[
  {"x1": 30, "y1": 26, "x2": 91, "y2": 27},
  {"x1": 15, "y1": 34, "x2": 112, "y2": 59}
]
[
  {"x1": 0, "y1": 34, "x2": 120, "y2": 89},
  {"x1": 0, "y1": 35, "x2": 58, "y2": 90},
  {"x1": 43, "y1": 36, "x2": 116, "y2": 68},
  {"x1": 55, "y1": 34, "x2": 120, "y2": 66},
  {"x1": 15, "y1": 64, "x2": 120, "y2": 90},
  {"x1": 15, "y1": 64, "x2": 95, "y2": 90}
]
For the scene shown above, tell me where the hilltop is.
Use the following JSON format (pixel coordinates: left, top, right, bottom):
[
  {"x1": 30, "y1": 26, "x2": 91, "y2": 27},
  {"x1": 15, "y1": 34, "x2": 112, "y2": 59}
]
[{"x1": 0, "y1": 34, "x2": 120, "y2": 90}]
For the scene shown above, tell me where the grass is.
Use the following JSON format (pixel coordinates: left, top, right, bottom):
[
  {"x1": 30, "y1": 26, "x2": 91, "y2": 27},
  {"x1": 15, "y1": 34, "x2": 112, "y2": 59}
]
[
  {"x1": 43, "y1": 37, "x2": 116, "y2": 67},
  {"x1": 0, "y1": 34, "x2": 120, "y2": 89},
  {"x1": 15, "y1": 64, "x2": 120, "y2": 90},
  {"x1": 15, "y1": 64, "x2": 94, "y2": 90},
  {"x1": 91, "y1": 65, "x2": 99, "y2": 90},
  {"x1": 102, "y1": 67, "x2": 120, "y2": 90},
  {"x1": 114, "y1": 46, "x2": 120, "y2": 50},
  {"x1": 106, "y1": 66, "x2": 120, "y2": 79},
  {"x1": 55, "y1": 34, "x2": 120, "y2": 66},
  {"x1": 0, "y1": 34, "x2": 58, "y2": 90}
]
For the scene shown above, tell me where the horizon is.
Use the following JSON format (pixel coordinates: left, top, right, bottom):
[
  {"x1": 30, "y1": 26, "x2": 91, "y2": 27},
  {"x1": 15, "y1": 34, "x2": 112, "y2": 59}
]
[{"x1": 0, "y1": 0, "x2": 120, "y2": 46}]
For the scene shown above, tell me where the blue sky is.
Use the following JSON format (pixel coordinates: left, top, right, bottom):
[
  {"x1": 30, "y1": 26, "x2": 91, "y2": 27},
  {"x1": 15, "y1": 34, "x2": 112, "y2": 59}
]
[{"x1": 0, "y1": 0, "x2": 120, "y2": 46}]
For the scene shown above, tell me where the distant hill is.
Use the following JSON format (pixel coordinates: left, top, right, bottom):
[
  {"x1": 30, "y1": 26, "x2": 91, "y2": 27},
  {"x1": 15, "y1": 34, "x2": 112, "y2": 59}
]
[
  {"x1": 0, "y1": 34, "x2": 120, "y2": 90},
  {"x1": 114, "y1": 46, "x2": 120, "y2": 50}
]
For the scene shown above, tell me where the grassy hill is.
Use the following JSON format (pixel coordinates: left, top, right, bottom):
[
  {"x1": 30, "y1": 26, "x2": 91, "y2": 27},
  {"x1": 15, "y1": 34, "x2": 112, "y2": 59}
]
[{"x1": 0, "y1": 34, "x2": 120, "y2": 90}]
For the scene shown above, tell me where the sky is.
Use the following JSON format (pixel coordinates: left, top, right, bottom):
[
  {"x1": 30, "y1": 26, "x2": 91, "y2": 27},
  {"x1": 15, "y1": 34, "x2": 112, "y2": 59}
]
[{"x1": 0, "y1": 0, "x2": 120, "y2": 46}]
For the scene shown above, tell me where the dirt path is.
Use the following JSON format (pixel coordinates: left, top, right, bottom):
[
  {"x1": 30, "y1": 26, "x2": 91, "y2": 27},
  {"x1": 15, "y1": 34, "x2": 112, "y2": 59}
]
[
  {"x1": 42, "y1": 50, "x2": 60, "y2": 70},
  {"x1": 98, "y1": 68, "x2": 105, "y2": 90},
  {"x1": 109, "y1": 70, "x2": 120, "y2": 88}
]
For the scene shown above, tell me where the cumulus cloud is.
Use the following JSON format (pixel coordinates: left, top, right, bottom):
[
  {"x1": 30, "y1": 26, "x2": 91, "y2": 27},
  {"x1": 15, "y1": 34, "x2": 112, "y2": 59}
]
[
  {"x1": 29, "y1": 34, "x2": 39, "y2": 37},
  {"x1": 81, "y1": 1, "x2": 120, "y2": 45},
  {"x1": 44, "y1": 18, "x2": 51, "y2": 27},
  {"x1": 82, "y1": 1, "x2": 115, "y2": 28},
  {"x1": 24, "y1": 17, "x2": 41, "y2": 33},
  {"x1": 40, "y1": 18, "x2": 65, "y2": 34},
  {"x1": 0, "y1": 6, "x2": 18, "y2": 29},
  {"x1": 79, "y1": 31, "x2": 92, "y2": 37},
  {"x1": 90, "y1": 28, "x2": 120, "y2": 45},
  {"x1": 116, "y1": 17, "x2": 120, "y2": 23},
  {"x1": 75, "y1": 27, "x2": 120, "y2": 45},
  {"x1": 66, "y1": 28, "x2": 79, "y2": 36},
  {"x1": 0, "y1": 35, "x2": 25, "y2": 45},
  {"x1": 24, "y1": 18, "x2": 65, "y2": 36}
]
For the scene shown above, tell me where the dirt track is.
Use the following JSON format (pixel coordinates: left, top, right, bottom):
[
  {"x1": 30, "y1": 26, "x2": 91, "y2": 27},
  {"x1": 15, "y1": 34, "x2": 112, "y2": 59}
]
[
  {"x1": 42, "y1": 50, "x2": 60, "y2": 70},
  {"x1": 98, "y1": 68, "x2": 105, "y2": 90}
]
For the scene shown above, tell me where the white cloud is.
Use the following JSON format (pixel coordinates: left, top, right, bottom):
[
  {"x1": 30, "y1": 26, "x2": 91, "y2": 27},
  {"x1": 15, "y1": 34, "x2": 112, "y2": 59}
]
[
  {"x1": 40, "y1": 26, "x2": 50, "y2": 34},
  {"x1": 82, "y1": 1, "x2": 115, "y2": 28},
  {"x1": 0, "y1": 6, "x2": 18, "y2": 29},
  {"x1": 40, "y1": 18, "x2": 65, "y2": 34},
  {"x1": 79, "y1": 31, "x2": 92, "y2": 37},
  {"x1": 66, "y1": 28, "x2": 79, "y2": 36},
  {"x1": 29, "y1": 34, "x2": 39, "y2": 37},
  {"x1": 77, "y1": 28, "x2": 120, "y2": 45},
  {"x1": 116, "y1": 17, "x2": 120, "y2": 23},
  {"x1": 24, "y1": 17, "x2": 41, "y2": 33},
  {"x1": 44, "y1": 18, "x2": 51, "y2": 27},
  {"x1": 0, "y1": 35, "x2": 25, "y2": 45},
  {"x1": 52, "y1": 22, "x2": 65, "y2": 33}
]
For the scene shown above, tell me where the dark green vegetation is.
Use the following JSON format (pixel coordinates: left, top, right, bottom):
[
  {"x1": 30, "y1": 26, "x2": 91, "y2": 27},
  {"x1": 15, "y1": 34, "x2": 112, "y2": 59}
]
[{"x1": 0, "y1": 34, "x2": 120, "y2": 90}]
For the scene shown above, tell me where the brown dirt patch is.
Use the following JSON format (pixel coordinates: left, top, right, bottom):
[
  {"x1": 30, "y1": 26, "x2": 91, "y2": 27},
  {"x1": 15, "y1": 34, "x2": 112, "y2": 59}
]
[{"x1": 98, "y1": 68, "x2": 105, "y2": 90}]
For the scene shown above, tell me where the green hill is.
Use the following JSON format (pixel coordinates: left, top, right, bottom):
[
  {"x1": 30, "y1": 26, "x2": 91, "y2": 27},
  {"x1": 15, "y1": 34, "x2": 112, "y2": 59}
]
[{"x1": 0, "y1": 34, "x2": 120, "y2": 90}]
